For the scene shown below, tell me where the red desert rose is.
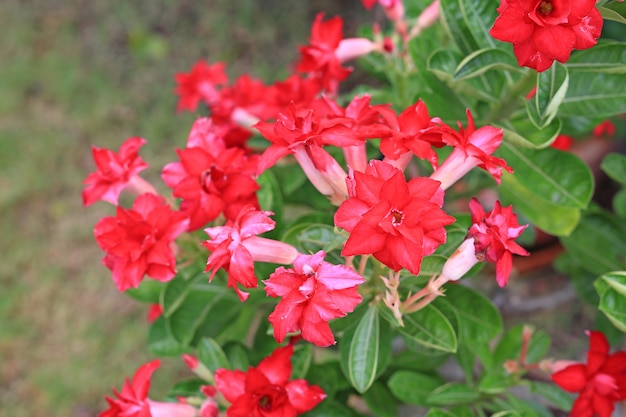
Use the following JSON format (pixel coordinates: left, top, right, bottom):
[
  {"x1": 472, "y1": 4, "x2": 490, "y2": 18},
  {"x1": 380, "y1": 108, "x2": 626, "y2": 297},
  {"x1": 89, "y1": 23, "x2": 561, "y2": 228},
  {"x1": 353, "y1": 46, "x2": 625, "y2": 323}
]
[
  {"x1": 174, "y1": 60, "x2": 228, "y2": 112},
  {"x1": 467, "y1": 198, "x2": 529, "y2": 287},
  {"x1": 203, "y1": 205, "x2": 299, "y2": 301},
  {"x1": 264, "y1": 250, "x2": 365, "y2": 347},
  {"x1": 215, "y1": 344, "x2": 326, "y2": 417},
  {"x1": 552, "y1": 331, "x2": 626, "y2": 417},
  {"x1": 101, "y1": 360, "x2": 197, "y2": 417},
  {"x1": 489, "y1": 0, "x2": 603, "y2": 71},
  {"x1": 335, "y1": 160, "x2": 455, "y2": 275},
  {"x1": 83, "y1": 137, "x2": 150, "y2": 206},
  {"x1": 94, "y1": 193, "x2": 189, "y2": 292}
]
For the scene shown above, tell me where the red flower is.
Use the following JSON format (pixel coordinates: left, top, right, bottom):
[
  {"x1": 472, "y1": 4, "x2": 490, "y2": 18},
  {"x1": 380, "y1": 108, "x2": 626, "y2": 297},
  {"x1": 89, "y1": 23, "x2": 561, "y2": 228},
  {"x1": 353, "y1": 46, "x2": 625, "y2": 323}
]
[
  {"x1": 174, "y1": 60, "x2": 228, "y2": 112},
  {"x1": 203, "y1": 206, "x2": 299, "y2": 301},
  {"x1": 551, "y1": 134, "x2": 574, "y2": 151},
  {"x1": 94, "y1": 193, "x2": 189, "y2": 292},
  {"x1": 335, "y1": 160, "x2": 455, "y2": 275},
  {"x1": 101, "y1": 360, "x2": 197, "y2": 417},
  {"x1": 296, "y1": 13, "x2": 353, "y2": 94},
  {"x1": 146, "y1": 303, "x2": 163, "y2": 323},
  {"x1": 264, "y1": 250, "x2": 365, "y2": 347},
  {"x1": 431, "y1": 110, "x2": 511, "y2": 189},
  {"x1": 593, "y1": 120, "x2": 616, "y2": 138},
  {"x1": 490, "y1": 0, "x2": 603, "y2": 72},
  {"x1": 374, "y1": 99, "x2": 447, "y2": 169},
  {"x1": 467, "y1": 198, "x2": 529, "y2": 287},
  {"x1": 83, "y1": 137, "x2": 150, "y2": 206},
  {"x1": 215, "y1": 344, "x2": 326, "y2": 417},
  {"x1": 552, "y1": 331, "x2": 626, "y2": 417},
  {"x1": 161, "y1": 133, "x2": 260, "y2": 231}
]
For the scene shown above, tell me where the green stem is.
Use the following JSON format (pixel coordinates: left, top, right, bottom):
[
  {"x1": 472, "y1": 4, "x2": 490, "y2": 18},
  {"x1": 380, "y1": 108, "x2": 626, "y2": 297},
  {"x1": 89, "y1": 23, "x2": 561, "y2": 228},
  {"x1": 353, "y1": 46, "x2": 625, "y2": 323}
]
[{"x1": 485, "y1": 70, "x2": 536, "y2": 124}]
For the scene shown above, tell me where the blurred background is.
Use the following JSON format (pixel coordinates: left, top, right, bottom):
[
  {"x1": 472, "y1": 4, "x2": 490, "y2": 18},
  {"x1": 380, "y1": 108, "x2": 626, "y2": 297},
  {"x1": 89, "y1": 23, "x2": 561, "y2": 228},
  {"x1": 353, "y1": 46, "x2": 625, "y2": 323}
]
[{"x1": 0, "y1": 1, "x2": 368, "y2": 416}]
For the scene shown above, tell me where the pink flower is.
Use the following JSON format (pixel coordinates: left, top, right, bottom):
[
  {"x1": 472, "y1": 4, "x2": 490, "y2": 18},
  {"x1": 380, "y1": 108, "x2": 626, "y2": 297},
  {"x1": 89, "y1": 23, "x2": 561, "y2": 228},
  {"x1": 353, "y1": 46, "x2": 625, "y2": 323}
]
[
  {"x1": 264, "y1": 250, "x2": 365, "y2": 347},
  {"x1": 335, "y1": 160, "x2": 455, "y2": 275},
  {"x1": 203, "y1": 206, "x2": 299, "y2": 301},
  {"x1": 161, "y1": 131, "x2": 260, "y2": 231},
  {"x1": 431, "y1": 110, "x2": 511, "y2": 189},
  {"x1": 490, "y1": 0, "x2": 603, "y2": 72},
  {"x1": 94, "y1": 193, "x2": 189, "y2": 292},
  {"x1": 467, "y1": 198, "x2": 529, "y2": 287},
  {"x1": 83, "y1": 137, "x2": 153, "y2": 206},
  {"x1": 174, "y1": 60, "x2": 228, "y2": 112},
  {"x1": 100, "y1": 360, "x2": 197, "y2": 417},
  {"x1": 552, "y1": 331, "x2": 626, "y2": 417},
  {"x1": 215, "y1": 344, "x2": 326, "y2": 416}
]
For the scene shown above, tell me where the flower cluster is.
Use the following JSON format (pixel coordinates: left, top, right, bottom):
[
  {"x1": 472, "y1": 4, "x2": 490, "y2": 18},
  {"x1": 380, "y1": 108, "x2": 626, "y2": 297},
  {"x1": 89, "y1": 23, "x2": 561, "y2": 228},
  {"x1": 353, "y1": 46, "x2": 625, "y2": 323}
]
[{"x1": 83, "y1": 2, "x2": 623, "y2": 416}]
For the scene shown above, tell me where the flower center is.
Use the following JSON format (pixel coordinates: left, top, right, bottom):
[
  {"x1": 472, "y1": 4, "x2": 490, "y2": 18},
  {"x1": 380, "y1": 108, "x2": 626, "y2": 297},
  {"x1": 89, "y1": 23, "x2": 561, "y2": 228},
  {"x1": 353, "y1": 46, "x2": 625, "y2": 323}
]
[
  {"x1": 258, "y1": 395, "x2": 272, "y2": 410},
  {"x1": 593, "y1": 373, "x2": 617, "y2": 396},
  {"x1": 538, "y1": 0, "x2": 553, "y2": 15},
  {"x1": 391, "y1": 209, "x2": 404, "y2": 226}
]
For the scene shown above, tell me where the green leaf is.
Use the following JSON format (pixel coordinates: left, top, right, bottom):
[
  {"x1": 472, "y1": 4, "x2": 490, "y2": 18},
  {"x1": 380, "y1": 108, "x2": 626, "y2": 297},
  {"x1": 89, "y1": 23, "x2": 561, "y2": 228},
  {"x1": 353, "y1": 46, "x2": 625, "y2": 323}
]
[
  {"x1": 595, "y1": 278, "x2": 626, "y2": 332},
  {"x1": 599, "y1": 4, "x2": 626, "y2": 24},
  {"x1": 479, "y1": 373, "x2": 516, "y2": 394},
  {"x1": 399, "y1": 304, "x2": 458, "y2": 353},
  {"x1": 223, "y1": 341, "x2": 250, "y2": 370},
  {"x1": 613, "y1": 189, "x2": 626, "y2": 218},
  {"x1": 341, "y1": 306, "x2": 391, "y2": 393},
  {"x1": 567, "y1": 41, "x2": 626, "y2": 73},
  {"x1": 601, "y1": 153, "x2": 626, "y2": 185},
  {"x1": 363, "y1": 381, "x2": 399, "y2": 417},
  {"x1": 529, "y1": 381, "x2": 573, "y2": 411},
  {"x1": 493, "y1": 324, "x2": 551, "y2": 367},
  {"x1": 455, "y1": 48, "x2": 523, "y2": 80},
  {"x1": 256, "y1": 169, "x2": 283, "y2": 231},
  {"x1": 439, "y1": 0, "x2": 500, "y2": 54},
  {"x1": 425, "y1": 410, "x2": 457, "y2": 417},
  {"x1": 306, "y1": 361, "x2": 343, "y2": 401},
  {"x1": 436, "y1": 214, "x2": 471, "y2": 258},
  {"x1": 166, "y1": 378, "x2": 205, "y2": 400},
  {"x1": 499, "y1": 144, "x2": 593, "y2": 208},
  {"x1": 500, "y1": 172, "x2": 581, "y2": 236},
  {"x1": 197, "y1": 337, "x2": 231, "y2": 372},
  {"x1": 282, "y1": 223, "x2": 345, "y2": 260},
  {"x1": 527, "y1": 63, "x2": 569, "y2": 129},
  {"x1": 147, "y1": 315, "x2": 186, "y2": 356},
  {"x1": 599, "y1": 271, "x2": 626, "y2": 297},
  {"x1": 559, "y1": 209, "x2": 626, "y2": 275},
  {"x1": 387, "y1": 371, "x2": 444, "y2": 406},
  {"x1": 443, "y1": 285, "x2": 502, "y2": 342},
  {"x1": 559, "y1": 72, "x2": 626, "y2": 119},
  {"x1": 162, "y1": 273, "x2": 239, "y2": 346},
  {"x1": 291, "y1": 343, "x2": 313, "y2": 380},
  {"x1": 125, "y1": 279, "x2": 165, "y2": 303},
  {"x1": 427, "y1": 382, "x2": 480, "y2": 406},
  {"x1": 501, "y1": 116, "x2": 562, "y2": 149}
]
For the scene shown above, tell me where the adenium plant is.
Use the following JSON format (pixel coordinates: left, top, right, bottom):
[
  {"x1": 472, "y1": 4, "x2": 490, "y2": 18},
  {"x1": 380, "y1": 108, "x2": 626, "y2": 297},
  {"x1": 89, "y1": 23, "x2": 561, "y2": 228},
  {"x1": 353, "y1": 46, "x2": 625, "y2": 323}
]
[{"x1": 85, "y1": 0, "x2": 626, "y2": 416}]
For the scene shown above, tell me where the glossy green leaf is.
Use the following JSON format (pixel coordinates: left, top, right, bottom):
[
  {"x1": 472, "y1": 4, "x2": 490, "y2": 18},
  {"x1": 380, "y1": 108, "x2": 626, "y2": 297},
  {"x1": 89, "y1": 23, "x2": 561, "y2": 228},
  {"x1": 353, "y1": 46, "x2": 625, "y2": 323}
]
[
  {"x1": 599, "y1": 271, "x2": 626, "y2": 297},
  {"x1": 306, "y1": 361, "x2": 343, "y2": 401},
  {"x1": 197, "y1": 337, "x2": 231, "y2": 372},
  {"x1": 341, "y1": 306, "x2": 391, "y2": 393},
  {"x1": 478, "y1": 373, "x2": 516, "y2": 394},
  {"x1": 567, "y1": 41, "x2": 626, "y2": 73},
  {"x1": 601, "y1": 153, "x2": 626, "y2": 185},
  {"x1": 599, "y1": 4, "x2": 626, "y2": 24},
  {"x1": 302, "y1": 400, "x2": 355, "y2": 417},
  {"x1": 559, "y1": 72, "x2": 626, "y2": 119},
  {"x1": 282, "y1": 223, "x2": 345, "y2": 258},
  {"x1": 399, "y1": 304, "x2": 458, "y2": 353},
  {"x1": 501, "y1": 116, "x2": 562, "y2": 149},
  {"x1": 363, "y1": 381, "x2": 399, "y2": 417},
  {"x1": 443, "y1": 285, "x2": 502, "y2": 342},
  {"x1": 493, "y1": 324, "x2": 551, "y2": 367},
  {"x1": 256, "y1": 169, "x2": 283, "y2": 231},
  {"x1": 387, "y1": 371, "x2": 444, "y2": 406},
  {"x1": 595, "y1": 278, "x2": 626, "y2": 332},
  {"x1": 527, "y1": 63, "x2": 569, "y2": 129},
  {"x1": 499, "y1": 144, "x2": 593, "y2": 208},
  {"x1": 427, "y1": 382, "x2": 480, "y2": 406},
  {"x1": 529, "y1": 381, "x2": 573, "y2": 411},
  {"x1": 500, "y1": 172, "x2": 581, "y2": 235},
  {"x1": 223, "y1": 341, "x2": 250, "y2": 370},
  {"x1": 166, "y1": 378, "x2": 205, "y2": 399},
  {"x1": 439, "y1": 0, "x2": 500, "y2": 54},
  {"x1": 560, "y1": 209, "x2": 626, "y2": 275},
  {"x1": 455, "y1": 48, "x2": 522, "y2": 80},
  {"x1": 425, "y1": 410, "x2": 457, "y2": 417},
  {"x1": 436, "y1": 214, "x2": 471, "y2": 258},
  {"x1": 613, "y1": 189, "x2": 626, "y2": 218}
]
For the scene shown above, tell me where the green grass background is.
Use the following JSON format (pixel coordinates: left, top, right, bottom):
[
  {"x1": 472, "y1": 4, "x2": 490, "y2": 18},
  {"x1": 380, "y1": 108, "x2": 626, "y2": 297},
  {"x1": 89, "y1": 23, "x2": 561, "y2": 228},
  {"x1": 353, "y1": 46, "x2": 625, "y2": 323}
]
[{"x1": 0, "y1": 1, "x2": 368, "y2": 416}]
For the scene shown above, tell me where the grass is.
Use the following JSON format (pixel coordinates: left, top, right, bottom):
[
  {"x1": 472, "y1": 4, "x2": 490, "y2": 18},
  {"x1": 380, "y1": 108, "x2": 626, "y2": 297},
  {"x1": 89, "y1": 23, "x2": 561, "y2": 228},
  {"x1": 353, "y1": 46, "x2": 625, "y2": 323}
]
[{"x1": 0, "y1": 1, "x2": 368, "y2": 415}]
